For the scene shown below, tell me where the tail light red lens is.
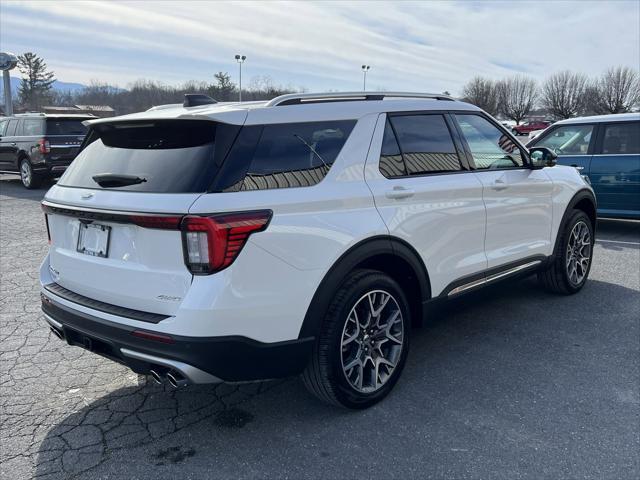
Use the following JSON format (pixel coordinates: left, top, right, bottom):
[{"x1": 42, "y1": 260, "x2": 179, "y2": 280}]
[
  {"x1": 38, "y1": 138, "x2": 51, "y2": 154},
  {"x1": 181, "y1": 210, "x2": 272, "y2": 274}
]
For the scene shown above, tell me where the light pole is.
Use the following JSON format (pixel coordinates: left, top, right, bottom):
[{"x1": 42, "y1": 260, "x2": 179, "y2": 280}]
[
  {"x1": 361, "y1": 65, "x2": 370, "y2": 91},
  {"x1": 235, "y1": 54, "x2": 246, "y2": 102},
  {"x1": 0, "y1": 52, "x2": 18, "y2": 116}
]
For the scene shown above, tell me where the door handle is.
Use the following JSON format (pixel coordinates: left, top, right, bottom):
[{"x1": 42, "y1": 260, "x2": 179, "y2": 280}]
[
  {"x1": 385, "y1": 185, "x2": 415, "y2": 199},
  {"x1": 570, "y1": 164, "x2": 584, "y2": 171},
  {"x1": 491, "y1": 178, "x2": 508, "y2": 191},
  {"x1": 10, "y1": 142, "x2": 16, "y2": 146}
]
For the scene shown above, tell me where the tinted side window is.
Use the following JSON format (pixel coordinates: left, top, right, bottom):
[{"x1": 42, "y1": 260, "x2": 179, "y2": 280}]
[
  {"x1": 535, "y1": 124, "x2": 593, "y2": 155},
  {"x1": 379, "y1": 120, "x2": 406, "y2": 178},
  {"x1": 0, "y1": 119, "x2": 7, "y2": 136},
  {"x1": 6, "y1": 120, "x2": 19, "y2": 136},
  {"x1": 22, "y1": 119, "x2": 44, "y2": 136},
  {"x1": 455, "y1": 114, "x2": 524, "y2": 169},
  {"x1": 391, "y1": 115, "x2": 462, "y2": 174},
  {"x1": 602, "y1": 122, "x2": 640, "y2": 154},
  {"x1": 238, "y1": 120, "x2": 355, "y2": 191}
]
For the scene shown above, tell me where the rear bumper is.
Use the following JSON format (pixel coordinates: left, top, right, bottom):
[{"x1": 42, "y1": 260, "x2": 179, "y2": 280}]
[{"x1": 41, "y1": 293, "x2": 314, "y2": 383}]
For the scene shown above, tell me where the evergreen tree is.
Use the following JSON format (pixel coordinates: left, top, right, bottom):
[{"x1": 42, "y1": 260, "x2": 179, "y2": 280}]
[{"x1": 17, "y1": 52, "x2": 56, "y2": 110}]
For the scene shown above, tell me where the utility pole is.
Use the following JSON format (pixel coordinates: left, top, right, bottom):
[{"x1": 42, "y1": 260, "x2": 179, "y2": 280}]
[
  {"x1": 361, "y1": 65, "x2": 370, "y2": 91},
  {"x1": 235, "y1": 54, "x2": 246, "y2": 102}
]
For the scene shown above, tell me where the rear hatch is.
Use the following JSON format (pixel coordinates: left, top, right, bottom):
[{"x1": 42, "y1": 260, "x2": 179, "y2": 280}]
[
  {"x1": 44, "y1": 119, "x2": 241, "y2": 316},
  {"x1": 45, "y1": 118, "x2": 91, "y2": 164}
]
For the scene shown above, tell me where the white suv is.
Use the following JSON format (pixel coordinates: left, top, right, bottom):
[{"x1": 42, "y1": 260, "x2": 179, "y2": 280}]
[{"x1": 40, "y1": 92, "x2": 596, "y2": 408}]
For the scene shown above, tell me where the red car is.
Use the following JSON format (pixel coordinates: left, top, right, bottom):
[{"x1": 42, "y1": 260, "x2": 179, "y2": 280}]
[{"x1": 512, "y1": 120, "x2": 551, "y2": 136}]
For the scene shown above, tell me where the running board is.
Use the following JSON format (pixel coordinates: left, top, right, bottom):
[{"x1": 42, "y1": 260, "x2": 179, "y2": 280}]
[{"x1": 447, "y1": 260, "x2": 542, "y2": 297}]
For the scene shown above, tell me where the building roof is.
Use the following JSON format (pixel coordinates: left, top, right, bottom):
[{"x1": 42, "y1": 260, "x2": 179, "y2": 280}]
[{"x1": 74, "y1": 105, "x2": 115, "y2": 112}]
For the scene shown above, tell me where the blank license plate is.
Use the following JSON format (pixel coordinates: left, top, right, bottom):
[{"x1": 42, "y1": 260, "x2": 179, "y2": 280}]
[{"x1": 77, "y1": 222, "x2": 111, "y2": 258}]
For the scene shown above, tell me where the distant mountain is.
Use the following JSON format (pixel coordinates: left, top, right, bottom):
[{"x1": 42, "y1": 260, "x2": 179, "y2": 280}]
[{"x1": 0, "y1": 76, "x2": 89, "y2": 95}]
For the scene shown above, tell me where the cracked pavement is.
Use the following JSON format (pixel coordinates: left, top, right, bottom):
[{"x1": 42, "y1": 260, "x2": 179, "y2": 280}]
[{"x1": 1, "y1": 176, "x2": 639, "y2": 479}]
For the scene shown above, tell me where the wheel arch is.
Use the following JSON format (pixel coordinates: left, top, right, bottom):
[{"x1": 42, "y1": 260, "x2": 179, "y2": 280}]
[
  {"x1": 298, "y1": 235, "x2": 431, "y2": 339},
  {"x1": 16, "y1": 150, "x2": 30, "y2": 168},
  {"x1": 552, "y1": 188, "x2": 597, "y2": 258}
]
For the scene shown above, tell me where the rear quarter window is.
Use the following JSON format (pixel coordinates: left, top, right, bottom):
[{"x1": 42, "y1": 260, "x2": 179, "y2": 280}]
[
  {"x1": 22, "y1": 119, "x2": 44, "y2": 136},
  {"x1": 227, "y1": 120, "x2": 356, "y2": 191}
]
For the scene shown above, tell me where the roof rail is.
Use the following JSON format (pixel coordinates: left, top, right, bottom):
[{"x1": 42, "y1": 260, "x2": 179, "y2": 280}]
[
  {"x1": 14, "y1": 112, "x2": 46, "y2": 116},
  {"x1": 265, "y1": 91, "x2": 454, "y2": 107}
]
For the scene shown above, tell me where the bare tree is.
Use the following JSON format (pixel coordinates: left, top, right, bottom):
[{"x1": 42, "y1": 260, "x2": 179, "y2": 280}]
[
  {"x1": 541, "y1": 71, "x2": 588, "y2": 119},
  {"x1": 594, "y1": 66, "x2": 640, "y2": 113},
  {"x1": 460, "y1": 77, "x2": 498, "y2": 116},
  {"x1": 497, "y1": 76, "x2": 538, "y2": 124}
]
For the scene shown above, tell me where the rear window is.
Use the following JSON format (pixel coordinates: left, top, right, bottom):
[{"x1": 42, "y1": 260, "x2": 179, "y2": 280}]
[
  {"x1": 46, "y1": 119, "x2": 89, "y2": 136},
  {"x1": 58, "y1": 120, "x2": 239, "y2": 193}
]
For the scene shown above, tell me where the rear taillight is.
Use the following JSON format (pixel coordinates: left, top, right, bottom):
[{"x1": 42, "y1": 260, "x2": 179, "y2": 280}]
[
  {"x1": 181, "y1": 210, "x2": 272, "y2": 274},
  {"x1": 38, "y1": 138, "x2": 51, "y2": 154}
]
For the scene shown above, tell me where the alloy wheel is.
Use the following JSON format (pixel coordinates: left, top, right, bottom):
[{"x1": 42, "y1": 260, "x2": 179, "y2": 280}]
[
  {"x1": 566, "y1": 220, "x2": 591, "y2": 285},
  {"x1": 20, "y1": 161, "x2": 32, "y2": 188},
  {"x1": 340, "y1": 290, "x2": 404, "y2": 393}
]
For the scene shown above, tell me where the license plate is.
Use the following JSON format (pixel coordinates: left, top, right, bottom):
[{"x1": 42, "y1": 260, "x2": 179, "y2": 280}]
[{"x1": 77, "y1": 222, "x2": 111, "y2": 258}]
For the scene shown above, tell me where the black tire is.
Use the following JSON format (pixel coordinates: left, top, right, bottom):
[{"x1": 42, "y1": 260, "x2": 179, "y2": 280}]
[
  {"x1": 19, "y1": 158, "x2": 42, "y2": 189},
  {"x1": 302, "y1": 269, "x2": 411, "y2": 409},
  {"x1": 538, "y1": 210, "x2": 594, "y2": 294}
]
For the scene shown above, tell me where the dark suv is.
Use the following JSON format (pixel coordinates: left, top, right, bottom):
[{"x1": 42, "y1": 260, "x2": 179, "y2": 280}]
[{"x1": 0, "y1": 113, "x2": 94, "y2": 188}]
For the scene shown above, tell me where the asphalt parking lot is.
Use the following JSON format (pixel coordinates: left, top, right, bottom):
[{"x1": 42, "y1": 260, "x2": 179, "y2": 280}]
[{"x1": 0, "y1": 176, "x2": 638, "y2": 480}]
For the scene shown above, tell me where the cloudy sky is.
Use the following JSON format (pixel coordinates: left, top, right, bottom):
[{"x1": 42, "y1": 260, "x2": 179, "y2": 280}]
[{"x1": 1, "y1": 0, "x2": 638, "y2": 94}]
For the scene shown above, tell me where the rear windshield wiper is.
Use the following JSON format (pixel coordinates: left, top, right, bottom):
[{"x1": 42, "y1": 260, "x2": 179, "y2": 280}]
[{"x1": 92, "y1": 173, "x2": 147, "y2": 188}]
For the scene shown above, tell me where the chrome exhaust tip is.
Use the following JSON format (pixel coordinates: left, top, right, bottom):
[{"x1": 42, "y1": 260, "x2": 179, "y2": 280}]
[
  {"x1": 149, "y1": 369, "x2": 163, "y2": 385},
  {"x1": 166, "y1": 371, "x2": 189, "y2": 389},
  {"x1": 50, "y1": 327, "x2": 64, "y2": 340}
]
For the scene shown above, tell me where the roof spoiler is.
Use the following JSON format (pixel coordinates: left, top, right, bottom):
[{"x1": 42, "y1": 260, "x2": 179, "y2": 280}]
[{"x1": 183, "y1": 94, "x2": 217, "y2": 108}]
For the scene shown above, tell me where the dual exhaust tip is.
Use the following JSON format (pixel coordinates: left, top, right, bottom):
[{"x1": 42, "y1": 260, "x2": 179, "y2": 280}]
[
  {"x1": 149, "y1": 368, "x2": 189, "y2": 388},
  {"x1": 49, "y1": 327, "x2": 190, "y2": 389}
]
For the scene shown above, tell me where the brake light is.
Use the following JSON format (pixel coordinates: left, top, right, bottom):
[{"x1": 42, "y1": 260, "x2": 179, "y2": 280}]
[
  {"x1": 181, "y1": 210, "x2": 272, "y2": 274},
  {"x1": 38, "y1": 138, "x2": 50, "y2": 154}
]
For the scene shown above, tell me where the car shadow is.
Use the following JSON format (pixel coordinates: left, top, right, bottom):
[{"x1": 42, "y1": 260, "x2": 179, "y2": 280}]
[
  {"x1": 595, "y1": 218, "x2": 640, "y2": 250},
  {"x1": 33, "y1": 276, "x2": 640, "y2": 478},
  {"x1": 0, "y1": 176, "x2": 55, "y2": 202}
]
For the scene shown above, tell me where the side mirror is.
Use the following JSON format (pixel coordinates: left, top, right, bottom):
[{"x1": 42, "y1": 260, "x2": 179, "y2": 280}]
[{"x1": 529, "y1": 146, "x2": 557, "y2": 168}]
